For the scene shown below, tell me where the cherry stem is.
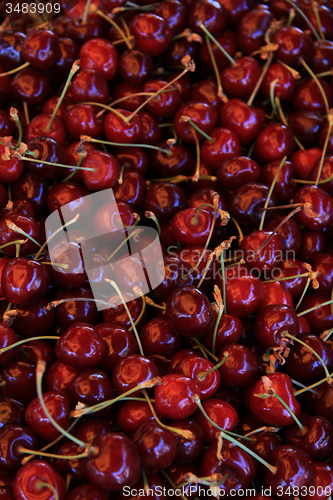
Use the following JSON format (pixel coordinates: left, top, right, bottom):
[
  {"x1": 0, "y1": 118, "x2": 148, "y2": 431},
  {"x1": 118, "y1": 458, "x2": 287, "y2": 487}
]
[
  {"x1": 0, "y1": 61, "x2": 30, "y2": 77},
  {"x1": 197, "y1": 353, "x2": 228, "y2": 381},
  {"x1": 160, "y1": 470, "x2": 189, "y2": 500},
  {"x1": 212, "y1": 302, "x2": 224, "y2": 357},
  {"x1": 297, "y1": 298, "x2": 333, "y2": 317},
  {"x1": 194, "y1": 396, "x2": 277, "y2": 472},
  {"x1": 106, "y1": 226, "x2": 143, "y2": 262},
  {"x1": 291, "y1": 378, "x2": 319, "y2": 395},
  {"x1": 6, "y1": 220, "x2": 41, "y2": 248},
  {"x1": 268, "y1": 78, "x2": 280, "y2": 117},
  {"x1": 47, "y1": 297, "x2": 116, "y2": 311},
  {"x1": 46, "y1": 60, "x2": 80, "y2": 131},
  {"x1": 315, "y1": 111, "x2": 333, "y2": 185},
  {"x1": 301, "y1": 58, "x2": 329, "y2": 116},
  {"x1": 96, "y1": 9, "x2": 132, "y2": 50},
  {"x1": 82, "y1": 0, "x2": 92, "y2": 23},
  {"x1": 295, "y1": 277, "x2": 311, "y2": 311},
  {"x1": 36, "y1": 360, "x2": 90, "y2": 450},
  {"x1": 276, "y1": 99, "x2": 305, "y2": 152},
  {"x1": 193, "y1": 203, "x2": 216, "y2": 224},
  {"x1": 284, "y1": 332, "x2": 331, "y2": 379},
  {"x1": 244, "y1": 426, "x2": 280, "y2": 437},
  {"x1": 22, "y1": 101, "x2": 29, "y2": 125},
  {"x1": 104, "y1": 88, "x2": 179, "y2": 115},
  {"x1": 145, "y1": 296, "x2": 166, "y2": 310},
  {"x1": 247, "y1": 51, "x2": 273, "y2": 107},
  {"x1": 105, "y1": 279, "x2": 144, "y2": 355},
  {"x1": 19, "y1": 446, "x2": 90, "y2": 461},
  {"x1": 36, "y1": 482, "x2": 59, "y2": 500},
  {"x1": 145, "y1": 211, "x2": 161, "y2": 237},
  {"x1": 197, "y1": 251, "x2": 215, "y2": 289},
  {"x1": 275, "y1": 393, "x2": 305, "y2": 431},
  {"x1": 205, "y1": 35, "x2": 224, "y2": 99},
  {"x1": 82, "y1": 136, "x2": 172, "y2": 156},
  {"x1": 199, "y1": 23, "x2": 236, "y2": 66},
  {"x1": 34, "y1": 213, "x2": 79, "y2": 261},
  {"x1": 71, "y1": 376, "x2": 162, "y2": 417},
  {"x1": 10, "y1": 108, "x2": 22, "y2": 148},
  {"x1": 259, "y1": 156, "x2": 287, "y2": 230},
  {"x1": 0, "y1": 336, "x2": 60, "y2": 355},
  {"x1": 61, "y1": 154, "x2": 85, "y2": 183},
  {"x1": 192, "y1": 338, "x2": 218, "y2": 362},
  {"x1": 321, "y1": 328, "x2": 333, "y2": 341},
  {"x1": 22, "y1": 154, "x2": 94, "y2": 172},
  {"x1": 180, "y1": 116, "x2": 213, "y2": 142},
  {"x1": 264, "y1": 271, "x2": 310, "y2": 284},
  {"x1": 283, "y1": 0, "x2": 321, "y2": 41},
  {"x1": 294, "y1": 372, "x2": 333, "y2": 396},
  {"x1": 142, "y1": 389, "x2": 195, "y2": 440}
]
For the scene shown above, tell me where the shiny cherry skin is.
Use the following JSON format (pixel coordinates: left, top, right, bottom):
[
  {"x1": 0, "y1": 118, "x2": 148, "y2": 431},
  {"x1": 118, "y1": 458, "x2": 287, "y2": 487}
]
[
  {"x1": 142, "y1": 79, "x2": 181, "y2": 118},
  {"x1": 285, "y1": 414, "x2": 333, "y2": 462},
  {"x1": 84, "y1": 432, "x2": 142, "y2": 491},
  {"x1": 289, "y1": 112, "x2": 323, "y2": 147},
  {"x1": 173, "y1": 354, "x2": 220, "y2": 399},
  {"x1": 272, "y1": 25, "x2": 314, "y2": 67},
  {"x1": 112, "y1": 354, "x2": 159, "y2": 395},
  {"x1": 1, "y1": 359, "x2": 36, "y2": 404},
  {"x1": 284, "y1": 334, "x2": 332, "y2": 384},
  {"x1": 293, "y1": 78, "x2": 333, "y2": 116},
  {"x1": 250, "y1": 372, "x2": 301, "y2": 427},
  {"x1": 0, "y1": 212, "x2": 40, "y2": 256},
  {"x1": 21, "y1": 29, "x2": 60, "y2": 69},
  {"x1": 114, "y1": 146, "x2": 149, "y2": 176},
  {"x1": 46, "y1": 360, "x2": 80, "y2": 396},
  {"x1": 260, "y1": 159, "x2": 297, "y2": 204},
  {"x1": 72, "y1": 69, "x2": 109, "y2": 105},
  {"x1": 229, "y1": 182, "x2": 276, "y2": 228},
  {"x1": 0, "y1": 323, "x2": 18, "y2": 365},
  {"x1": 144, "y1": 182, "x2": 186, "y2": 222},
  {"x1": 133, "y1": 420, "x2": 177, "y2": 470},
  {"x1": 172, "y1": 419, "x2": 204, "y2": 463},
  {"x1": 262, "y1": 62, "x2": 297, "y2": 101},
  {"x1": 0, "y1": 32, "x2": 26, "y2": 71},
  {"x1": 305, "y1": 462, "x2": 333, "y2": 500},
  {"x1": 241, "y1": 230, "x2": 285, "y2": 275},
  {"x1": 25, "y1": 113, "x2": 66, "y2": 146},
  {"x1": 194, "y1": 398, "x2": 238, "y2": 443},
  {"x1": 13, "y1": 460, "x2": 66, "y2": 500},
  {"x1": 166, "y1": 286, "x2": 214, "y2": 338},
  {"x1": 102, "y1": 292, "x2": 143, "y2": 330},
  {"x1": 264, "y1": 214, "x2": 302, "y2": 254},
  {"x1": 11, "y1": 173, "x2": 48, "y2": 215},
  {"x1": 309, "y1": 40, "x2": 333, "y2": 74},
  {"x1": 254, "y1": 123, "x2": 295, "y2": 163},
  {"x1": 118, "y1": 49, "x2": 154, "y2": 86},
  {"x1": 0, "y1": 397, "x2": 25, "y2": 429},
  {"x1": 191, "y1": 79, "x2": 224, "y2": 111},
  {"x1": 25, "y1": 390, "x2": 71, "y2": 442},
  {"x1": 172, "y1": 208, "x2": 214, "y2": 247},
  {"x1": 237, "y1": 5, "x2": 273, "y2": 54},
  {"x1": 309, "y1": 156, "x2": 333, "y2": 196},
  {"x1": 81, "y1": 151, "x2": 120, "y2": 191},
  {"x1": 52, "y1": 37, "x2": 79, "y2": 82},
  {"x1": 61, "y1": 140, "x2": 96, "y2": 182},
  {"x1": 199, "y1": 440, "x2": 257, "y2": 496},
  {"x1": 220, "y1": 99, "x2": 265, "y2": 146},
  {"x1": 11, "y1": 68, "x2": 50, "y2": 106},
  {"x1": 264, "y1": 446, "x2": 316, "y2": 500},
  {"x1": 139, "y1": 317, "x2": 182, "y2": 358},
  {"x1": 66, "y1": 484, "x2": 109, "y2": 500},
  {"x1": 53, "y1": 287, "x2": 100, "y2": 328},
  {"x1": 275, "y1": 259, "x2": 308, "y2": 298},
  {"x1": 217, "y1": 156, "x2": 260, "y2": 190},
  {"x1": 312, "y1": 254, "x2": 333, "y2": 294},
  {"x1": 153, "y1": 0, "x2": 187, "y2": 36},
  {"x1": 0, "y1": 425, "x2": 40, "y2": 474},
  {"x1": 201, "y1": 127, "x2": 242, "y2": 167},
  {"x1": 47, "y1": 181, "x2": 90, "y2": 218},
  {"x1": 295, "y1": 185, "x2": 333, "y2": 231},
  {"x1": 255, "y1": 305, "x2": 299, "y2": 348},
  {"x1": 204, "y1": 312, "x2": 243, "y2": 352},
  {"x1": 116, "y1": 400, "x2": 155, "y2": 436},
  {"x1": 189, "y1": 0, "x2": 226, "y2": 36},
  {"x1": 218, "y1": 343, "x2": 259, "y2": 388},
  {"x1": 291, "y1": 147, "x2": 322, "y2": 180},
  {"x1": 104, "y1": 108, "x2": 142, "y2": 145},
  {"x1": 95, "y1": 323, "x2": 138, "y2": 373},
  {"x1": 12, "y1": 297, "x2": 55, "y2": 337},
  {"x1": 1, "y1": 258, "x2": 50, "y2": 306},
  {"x1": 114, "y1": 170, "x2": 147, "y2": 211},
  {"x1": 221, "y1": 56, "x2": 262, "y2": 100},
  {"x1": 137, "y1": 109, "x2": 161, "y2": 144},
  {"x1": 65, "y1": 18, "x2": 106, "y2": 46},
  {"x1": 70, "y1": 368, "x2": 113, "y2": 417},
  {"x1": 130, "y1": 13, "x2": 172, "y2": 57},
  {"x1": 154, "y1": 374, "x2": 201, "y2": 420},
  {"x1": 79, "y1": 38, "x2": 118, "y2": 81},
  {"x1": 25, "y1": 136, "x2": 65, "y2": 179},
  {"x1": 64, "y1": 103, "x2": 103, "y2": 139},
  {"x1": 55, "y1": 322, "x2": 105, "y2": 369},
  {"x1": 174, "y1": 101, "x2": 218, "y2": 144},
  {"x1": 0, "y1": 149, "x2": 24, "y2": 184}
]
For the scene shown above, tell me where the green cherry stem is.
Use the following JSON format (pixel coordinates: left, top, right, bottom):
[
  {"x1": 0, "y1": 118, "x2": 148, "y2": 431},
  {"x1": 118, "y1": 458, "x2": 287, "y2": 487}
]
[
  {"x1": 294, "y1": 372, "x2": 333, "y2": 396},
  {"x1": 0, "y1": 336, "x2": 60, "y2": 356},
  {"x1": 197, "y1": 352, "x2": 228, "y2": 381},
  {"x1": 81, "y1": 135, "x2": 172, "y2": 155},
  {"x1": 198, "y1": 23, "x2": 236, "y2": 66},
  {"x1": 315, "y1": 110, "x2": 333, "y2": 186},
  {"x1": 36, "y1": 483, "x2": 59, "y2": 500},
  {"x1": 298, "y1": 298, "x2": 333, "y2": 316},
  {"x1": 259, "y1": 156, "x2": 287, "y2": 230},
  {"x1": 6, "y1": 220, "x2": 41, "y2": 248},
  {"x1": 283, "y1": 332, "x2": 331, "y2": 379},
  {"x1": 10, "y1": 108, "x2": 23, "y2": 148},
  {"x1": 283, "y1": 0, "x2": 321, "y2": 41},
  {"x1": 34, "y1": 213, "x2": 80, "y2": 261}
]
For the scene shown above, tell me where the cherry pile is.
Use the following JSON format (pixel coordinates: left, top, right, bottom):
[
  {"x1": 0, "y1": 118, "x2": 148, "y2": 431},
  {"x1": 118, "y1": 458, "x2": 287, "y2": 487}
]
[{"x1": 1, "y1": 0, "x2": 333, "y2": 498}]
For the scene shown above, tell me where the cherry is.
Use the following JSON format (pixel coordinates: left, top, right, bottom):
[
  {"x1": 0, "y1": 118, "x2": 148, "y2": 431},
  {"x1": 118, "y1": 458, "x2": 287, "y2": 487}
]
[
  {"x1": 112, "y1": 354, "x2": 159, "y2": 395},
  {"x1": 21, "y1": 29, "x2": 60, "y2": 69},
  {"x1": 275, "y1": 259, "x2": 308, "y2": 298},
  {"x1": 0, "y1": 150, "x2": 24, "y2": 185},
  {"x1": 103, "y1": 292, "x2": 143, "y2": 331},
  {"x1": 218, "y1": 343, "x2": 259, "y2": 388},
  {"x1": 79, "y1": 38, "x2": 118, "y2": 81},
  {"x1": 81, "y1": 151, "x2": 120, "y2": 191},
  {"x1": 172, "y1": 207, "x2": 214, "y2": 247},
  {"x1": 104, "y1": 109, "x2": 142, "y2": 144},
  {"x1": 229, "y1": 182, "x2": 277, "y2": 227},
  {"x1": 199, "y1": 440, "x2": 257, "y2": 496},
  {"x1": 153, "y1": 0, "x2": 187, "y2": 36},
  {"x1": 55, "y1": 322, "x2": 105, "y2": 369},
  {"x1": 52, "y1": 37, "x2": 79, "y2": 83},
  {"x1": 174, "y1": 101, "x2": 218, "y2": 144},
  {"x1": 254, "y1": 123, "x2": 295, "y2": 163},
  {"x1": 312, "y1": 254, "x2": 333, "y2": 294},
  {"x1": 164, "y1": 38, "x2": 199, "y2": 68},
  {"x1": 194, "y1": 398, "x2": 238, "y2": 443},
  {"x1": 72, "y1": 69, "x2": 109, "y2": 105},
  {"x1": 130, "y1": 13, "x2": 172, "y2": 57},
  {"x1": 221, "y1": 56, "x2": 262, "y2": 100},
  {"x1": 201, "y1": 127, "x2": 242, "y2": 167},
  {"x1": 53, "y1": 287, "x2": 100, "y2": 328},
  {"x1": 250, "y1": 372, "x2": 301, "y2": 427},
  {"x1": 64, "y1": 104, "x2": 103, "y2": 139},
  {"x1": 46, "y1": 360, "x2": 79, "y2": 396},
  {"x1": 70, "y1": 368, "x2": 114, "y2": 417},
  {"x1": 0, "y1": 397, "x2": 25, "y2": 429},
  {"x1": 62, "y1": 141, "x2": 96, "y2": 180},
  {"x1": 25, "y1": 114, "x2": 67, "y2": 146},
  {"x1": 11, "y1": 174, "x2": 48, "y2": 215},
  {"x1": 1, "y1": 358, "x2": 37, "y2": 405},
  {"x1": 137, "y1": 109, "x2": 161, "y2": 144},
  {"x1": 272, "y1": 26, "x2": 314, "y2": 67},
  {"x1": 260, "y1": 160, "x2": 297, "y2": 204},
  {"x1": 264, "y1": 446, "x2": 316, "y2": 500},
  {"x1": 307, "y1": 462, "x2": 333, "y2": 500},
  {"x1": 95, "y1": 323, "x2": 138, "y2": 373},
  {"x1": 47, "y1": 181, "x2": 90, "y2": 218},
  {"x1": 293, "y1": 78, "x2": 333, "y2": 116},
  {"x1": 0, "y1": 323, "x2": 19, "y2": 365},
  {"x1": 218, "y1": 0, "x2": 253, "y2": 25},
  {"x1": 255, "y1": 304, "x2": 299, "y2": 348},
  {"x1": 11, "y1": 68, "x2": 50, "y2": 106},
  {"x1": 0, "y1": 212, "x2": 40, "y2": 256},
  {"x1": 12, "y1": 297, "x2": 55, "y2": 338},
  {"x1": 220, "y1": 99, "x2": 265, "y2": 146},
  {"x1": 309, "y1": 40, "x2": 333, "y2": 74},
  {"x1": 289, "y1": 112, "x2": 324, "y2": 147},
  {"x1": 114, "y1": 146, "x2": 149, "y2": 176},
  {"x1": 170, "y1": 419, "x2": 204, "y2": 463},
  {"x1": 65, "y1": 18, "x2": 106, "y2": 46},
  {"x1": 144, "y1": 182, "x2": 187, "y2": 222},
  {"x1": 309, "y1": 156, "x2": 333, "y2": 196},
  {"x1": 0, "y1": 425, "x2": 40, "y2": 474},
  {"x1": 297, "y1": 229, "x2": 326, "y2": 264},
  {"x1": 25, "y1": 390, "x2": 71, "y2": 442},
  {"x1": 241, "y1": 230, "x2": 285, "y2": 275},
  {"x1": 0, "y1": 32, "x2": 26, "y2": 71},
  {"x1": 139, "y1": 317, "x2": 182, "y2": 358},
  {"x1": 154, "y1": 374, "x2": 201, "y2": 420},
  {"x1": 13, "y1": 460, "x2": 66, "y2": 500},
  {"x1": 264, "y1": 214, "x2": 302, "y2": 254},
  {"x1": 118, "y1": 49, "x2": 154, "y2": 86},
  {"x1": 291, "y1": 147, "x2": 322, "y2": 180},
  {"x1": 173, "y1": 353, "x2": 220, "y2": 399},
  {"x1": 116, "y1": 400, "x2": 155, "y2": 436},
  {"x1": 237, "y1": 5, "x2": 273, "y2": 54},
  {"x1": 295, "y1": 186, "x2": 333, "y2": 231},
  {"x1": 166, "y1": 286, "x2": 214, "y2": 337},
  {"x1": 204, "y1": 312, "x2": 243, "y2": 352},
  {"x1": 24, "y1": 136, "x2": 65, "y2": 180},
  {"x1": 189, "y1": 0, "x2": 226, "y2": 36},
  {"x1": 84, "y1": 432, "x2": 142, "y2": 491},
  {"x1": 247, "y1": 431, "x2": 281, "y2": 476},
  {"x1": 133, "y1": 420, "x2": 177, "y2": 470}
]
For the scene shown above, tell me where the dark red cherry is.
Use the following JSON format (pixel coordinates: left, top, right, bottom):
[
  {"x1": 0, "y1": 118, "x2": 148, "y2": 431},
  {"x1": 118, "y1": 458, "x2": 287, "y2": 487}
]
[
  {"x1": 52, "y1": 37, "x2": 79, "y2": 82},
  {"x1": 229, "y1": 182, "x2": 276, "y2": 228},
  {"x1": 204, "y1": 312, "x2": 243, "y2": 352},
  {"x1": 1, "y1": 359, "x2": 37, "y2": 404},
  {"x1": 0, "y1": 323, "x2": 18, "y2": 365},
  {"x1": 221, "y1": 56, "x2": 262, "y2": 100},
  {"x1": 81, "y1": 151, "x2": 120, "y2": 191},
  {"x1": 21, "y1": 29, "x2": 60, "y2": 69},
  {"x1": 142, "y1": 79, "x2": 181, "y2": 118},
  {"x1": 66, "y1": 484, "x2": 109, "y2": 500},
  {"x1": 260, "y1": 159, "x2": 297, "y2": 204},
  {"x1": 116, "y1": 400, "x2": 154, "y2": 436},
  {"x1": 174, "y1": 101, "x2": 218, "y2": 144},
  {"x1": 72, "y1": 69, "x2": 109, "y2": 105},
  {"x1": 11, "y1": 174, "x2": 48, "y2": 215},
  {"x1": 285, "y1": 414, "x2": 333, "y2": 461},
  {"x1": 237, "y1": 5, "x2": 273, "y2": 54},
  {"x1": 0, "y1": 32, "x2": 26, "y2": 71},
  {"x1": 312, "y1": 254, "x2": 333, "y2": 294},
  {"x1": 264, "y1": 446, "x2": 316, "y2": 500},
  {"x1": 241, "y1": 230, "x2": 285, "y2": 275},
  {"x1": 84, "y1": 432, "x2": 142, "y2": 491},
  {"x1": 255, "y1": 304, "x2": 299, "y2": 348},
  {"x1": 295, "y1": 185, "x2": 333, "y2": 231},
  {"x1": 0, "y1": 397, "x2": 25, "y2": 429},
  {"x1": 250, "y1": 372, "x2": 301, "y2": 427},
  {"x1": 144, "y1": 182, "x2": 186, "y2": 222},
  {"x1": 139, "y1": 317, "x2": 182, "y2": 358},
  {"x1": 189, "y1": 0, "x2": 226, "y2": 36},
  {"x1": 95, "y1": 323, "x2": 138, "y2": 373},
  {"x1": 272, "y1": 26, "x2": 314, "y2": 67},
  {"x1": 1, "y1": 258, "x2": 50, "y2": 306},
  {"x1": 291, "y1": 147, "x2": 322, "y2": 180},
  {"x1": 172, "y1": 208, "x2": 214, "y2": 247},
  {"x1": 309, "y1": 156, "x2": 333, "y2": 196},
  {"x1": 65, "y1": 18, "x2": 106, "y2": 46},
  {"x1": 194, "y1": 398, "x2": 238, "y2": 443},
  {"x1": 25, "y1": 136, "x2": 65, "y2": 179},
  {"x1": 137, "y1": 110, "x2": 161, "y2": 144},
  {"x1": 297, "y1": 229, "x2": 326, "y2": 264},
  {"x1": 70, "y1": 368, "x2": 113, "y2": 417},
  {"x1": 13, "y1": 460, "x2": 66, "y2": 500},
  {"x1": 103, "y1": 292, "x2": 143, "y2": 331},
  {"x1": 12, "y1": 297, "x2": 55, "y2": 338},
  {"x1": 201, "y1": 127, "x2": 242, "y2": 167},
  {"x1": 46, "y1": 360, "x2": 80, "y2": 396},
  {"x1": 262, "y1": 62, "x2": 297, "y2": 101},
  {"x1": 79, "y1": 38, "x2": 118, "y2": 81},
  {"x1": 118, "y1": 49, "x2": 154, "y2": 86},
  {"x1": 104, "y1": 109, "x2": 142, "y2": 144},
  {"x1": 309, "y1": 40, "x2": 333, "y2": 74},
  {"x1": 293, "y1": 78, "x2": 333, "y2": 116},
  {"x1": 11, "y1": 68, "x2": 50, "y2": 106},
  {"x1": 289, "y1": 112, "x2": 324, "y2": 147},
  {"x1": 130, "y1": 13, "x2": 172, "y2": 57},
  {"x1": 133, "y1": 420, "x2": 177, "y2": 470},
  {"x1": 155, "y1": 374, "x2": 201, "y2": 420},
  {"x1": 275, "y1": 259, "x2": 308, "y2": 298},
  {"x1": 259, "y1": 281, "x2": 294, "y2": 311},
  {"x1": 173, "y1": 354, "x2": 220, "y2": 399},
  {"x1": 0, "y1": 212, "x2": 40, "y2": 256},
  {"x1": 218, "y1": 0, "x2": 253, "y2": 25},
  {"x1": 218, "y1": 343, "x2": 259, "y2": 388},
  {"x1": 112, "y1": 354, "x2": 159, "y2": 395},
  {"x1": 25, "y1": 113, "x2": 66, "y2": 146},
  {"x1": 220, "y1": 98, "x2": 266, "y2": 146},
  {"x1": 153, "y1": 0, "x2": 187, "y2": 36},
  {"x1": 264, "y1": 214, "x2": 302, "y2": 254},
  {"x1": 254, "y1": 123, "x2": 295, "y2": 163},
  {"x1": 0, "y1": 425, "x2": 40, "y2": 474},
  {"x1": 114, "y1": 146, "x2": 149, "y2": 176},
  {"x1": 53, "y1": 287, "x2": 100, "y2": 328},
  {"x1": 64, "y1": 104, "x2": 103, "y2": 139},
  {"x1": 172, "y1": 419, "x2": 204, "y2": 463}
]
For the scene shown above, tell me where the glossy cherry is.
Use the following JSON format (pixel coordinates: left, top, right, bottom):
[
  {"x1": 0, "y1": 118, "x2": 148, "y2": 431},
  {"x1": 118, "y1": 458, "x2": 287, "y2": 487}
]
[
  {"x1": 154, "y1": 374, "x2": 201, "y2": 420},
  {"x1": 13, "y1": 460, "x2": 66, "y2": 500}
]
